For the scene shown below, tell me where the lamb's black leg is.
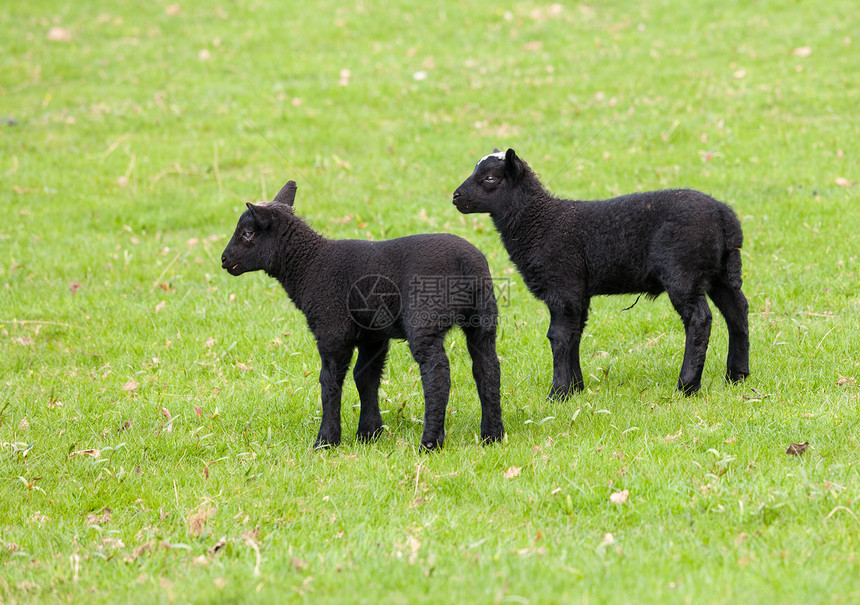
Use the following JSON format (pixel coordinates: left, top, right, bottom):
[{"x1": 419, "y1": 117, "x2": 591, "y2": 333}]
[
  {"x1": 315, "y1": 345, "x2": 353, "y2": 448},
  {"x1": 353, "y1": 340, "x2": 389, "y2": 441},
  {"x1": 546, "y1": 305, "x2": 583, "y2": 399},
  {"x1": 567, "y1": 301, "x2": 590, "y2": 392},
  {"x1": 708, "y1": 281, "x2": 750, "y2": 383},
  {"x1": 408, "y1": 334, "x2": 450, "y2": 450},
  {"x1": 463, "y1": 325, "x2": 504, "y2": 443},
  {"x1": 669, "y1": 293, "x2": 712, "y2": 395}
]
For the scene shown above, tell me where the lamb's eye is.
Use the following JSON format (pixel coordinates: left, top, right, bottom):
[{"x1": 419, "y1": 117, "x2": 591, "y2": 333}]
[
  {"x1": 485, "y1": 175, "x2": 496, "y2": 183},
  {"x1": 241, "y1": 230, "x2": 254, "y2": 242}
]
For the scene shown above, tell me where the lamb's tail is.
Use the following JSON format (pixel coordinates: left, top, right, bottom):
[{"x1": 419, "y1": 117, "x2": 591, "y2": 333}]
[{"x1": 720, "y1": 205, "x2": 744, "y2": 290}]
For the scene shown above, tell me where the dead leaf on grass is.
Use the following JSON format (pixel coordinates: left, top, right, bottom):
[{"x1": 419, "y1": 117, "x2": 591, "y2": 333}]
[
  {"x1": 193, "y1": 554, "x2": 209, "y2": 566},
  {"x1": 836, "y1": 376, "x2": 856, "y2": 386},
  {"x1": 69, "y1": 449, "x2": 100, "y2": 459},
  {"x1": 664, "y1": 428, "x2": 682, "y2": 442},
  {"x1": 123, "y1": 541, "x2": 155, "y2": 563},
  {"x1": 835, "y1": 177, "x2": 854, "y2": 187},
  {"x1": 122, "y1": 379, "x2": 138, "y2": 392},
  {"x1": 503, "y1": 466, "x2": 521, "y2": 479},
  {"x1": 27, "y1": 511, "x2": 49, "y2": 525},
  {"x1": 610, "y1": 489, "x2": 629, "y2": 504},
  {"x1": 47, "y1": 27, "x2": 72, "y2": 41},
  {"x1": 86, "y1": 507, "x2": 111, "y2": 526},
  {"x1": 406, "y1": 535, "x2": 421, "y2": 565},
  {"x1": 786, "y1": 442, "x2": 809, "y2": 456},
  {"x1": 291, "y1": 557, "x2": 309, "y2": 572},
  {"x1": 102, "y1": 537, "x2": 125, "y2": 549},
  {"x1": 207, "y1": 536, "x2": 227, "y2": 555},
  {"x1": 188, "y1": 504, "x2": 216, "y2": 537}
]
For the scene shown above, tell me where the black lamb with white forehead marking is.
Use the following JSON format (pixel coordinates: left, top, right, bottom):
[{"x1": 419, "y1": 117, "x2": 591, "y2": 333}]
[
  {"x1": 221, "y1": 180, "x2": 503, "y2": 450},
  {"x1": 453, "y1": 148, "x2": 749, "y2": 396}
]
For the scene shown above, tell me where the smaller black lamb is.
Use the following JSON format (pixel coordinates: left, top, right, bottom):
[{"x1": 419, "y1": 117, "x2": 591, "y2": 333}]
[
  {"x1": 221, "y1": 180, "x2": 503, "y2": 449},
  {"x1": 453, "y1": 149, "x2": 750, "y2": 396}
]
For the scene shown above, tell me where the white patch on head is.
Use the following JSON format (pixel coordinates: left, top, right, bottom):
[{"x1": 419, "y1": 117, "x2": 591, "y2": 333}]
[{"x1": 477, "y1": 151, "x2": 506, "y2": 166}]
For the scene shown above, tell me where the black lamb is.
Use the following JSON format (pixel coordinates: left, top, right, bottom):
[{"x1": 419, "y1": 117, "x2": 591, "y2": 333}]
[
  {"x1": 452, "y1": 149, "x2": 749, "y2": 396},
  {"x1": 221, "y1": 180, "x2": 503, "y2": 449}
]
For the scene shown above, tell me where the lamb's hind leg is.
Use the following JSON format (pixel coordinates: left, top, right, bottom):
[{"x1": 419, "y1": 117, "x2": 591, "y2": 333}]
[
  {"x1": 408, "y1": 333, "x2": 451, "y2": 450},
  {"x1": 463, "y1": 324, "x2": 503, "y2": 443},
  {"x1": 668, "y1": 292, "x2": 712, "y2": 395},
  {"x1": 708, "y1": 280, "x2": 750, "y2": 383},
  {"x1": 353, "y1": 340, "x2": 390, "y2": 441}
]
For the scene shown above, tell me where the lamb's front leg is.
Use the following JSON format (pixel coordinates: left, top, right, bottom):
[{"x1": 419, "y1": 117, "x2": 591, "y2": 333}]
[
  {"x1": 546, "y1": 305, "x2": 584, "y2": 399},
  {"x1": 315, "y1": 346, "x2": 353, "y2": 448},
  {"x1": 353, "y1": 340, "x2": 390, "y2": 441},
  {"x1": 409, "y1": 334, "x2": 451, "y2": 450}
]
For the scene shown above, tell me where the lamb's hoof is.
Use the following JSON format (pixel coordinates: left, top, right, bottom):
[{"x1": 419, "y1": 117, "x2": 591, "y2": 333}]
[
  {"x1": 725, "y1": 369, "x2": 750, "y2": 383},
  {"x1": 547, "y1": 380, "x2": 584, "y2": 400},
  {"x1": 420, "y1": 430, "x2": 445, "y2": 452},
  {"x1": 480, "y1": 429, "x2": 504, "y2": 444},
  {"x1": 356, "y1": 424, "x2": 384, "y2": 442},
  {"x1": 677, "y1": 380, "x2": 701, "y2": 396},
  {"x1": 546, "y1": 386, "x2": 572, "y2": 401},
  {"x1": 313, "y1": 434, "x2": 341, "y2": 449}
]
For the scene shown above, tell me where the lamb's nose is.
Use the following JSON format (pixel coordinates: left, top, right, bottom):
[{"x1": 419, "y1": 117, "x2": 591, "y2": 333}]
[
  {"x1": 452, "y1": 191, "x2": 461, "y2": 200},
  {"x1": 221, "y1": 254, "x2": 226, "y2": 264}
]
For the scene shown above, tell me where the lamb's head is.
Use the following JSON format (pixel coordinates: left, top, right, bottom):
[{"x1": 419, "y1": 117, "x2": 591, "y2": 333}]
[
  {"x1": 221, "y1": 180, "x2": 297, "y2": 276},
  {"x1": 452, "y1": 148, "x2": 528, "y2": 215}
]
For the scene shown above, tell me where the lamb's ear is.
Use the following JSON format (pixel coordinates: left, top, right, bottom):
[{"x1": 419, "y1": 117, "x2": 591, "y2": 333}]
[
  {"x1": 504, "y1": 148, "x2": 523, "y2": 181},
  {"x1": 493, "y1": 147, "x2": 501, "y2": 153},
  {"x1": 246, "y1": 202, "x2": 272, "y2": 229},
  {"x1": 272, "y1": 180, "x2": 298, "y2": 207}
]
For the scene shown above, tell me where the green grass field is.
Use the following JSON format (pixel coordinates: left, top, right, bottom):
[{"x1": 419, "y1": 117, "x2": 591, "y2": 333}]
[{"x1": 2, "y1": 0, "x2": 858, "y2": 602}]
